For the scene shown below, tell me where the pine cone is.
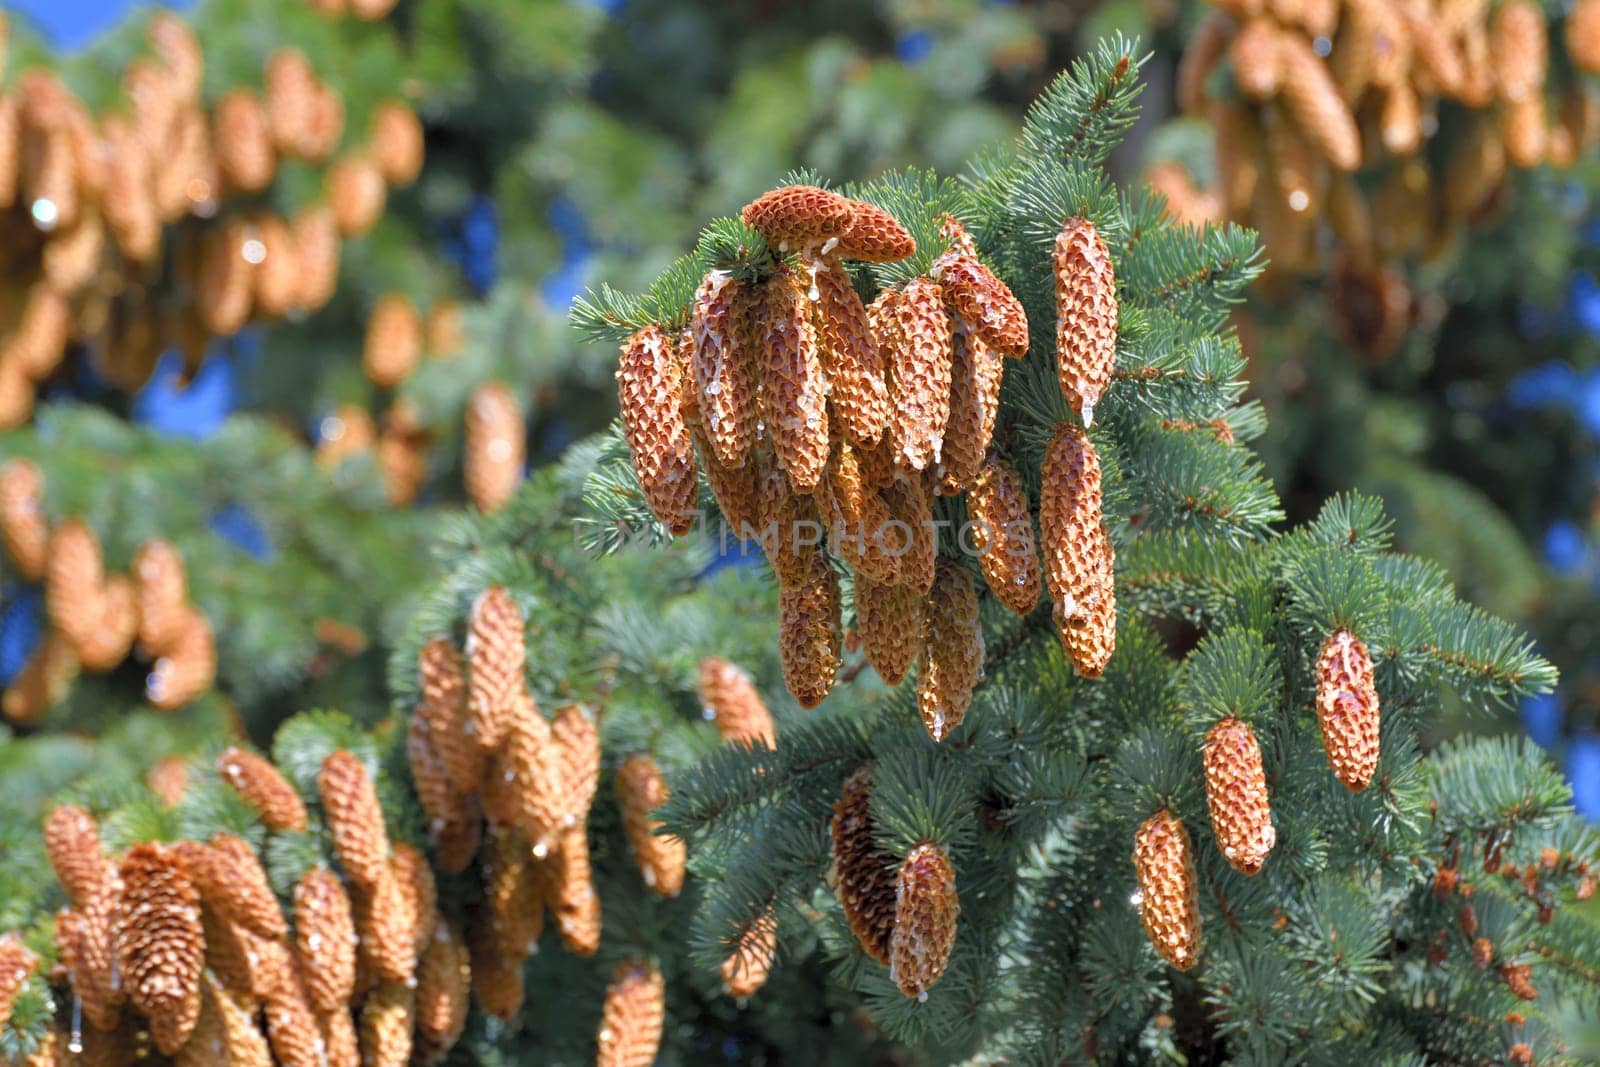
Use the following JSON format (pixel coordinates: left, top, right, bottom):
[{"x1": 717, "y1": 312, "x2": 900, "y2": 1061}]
[
  {"x1": 319, "y1": 749, "x2": 391, "y2": 891},
  {"x1": 206, "y1": 976, "x2": 272, "y2": 1066},
  {"x1": 363, "y1": 293, "x2": 422, "y2": 388},
  {"x1": 617, "y1": 754, "x2": 687, "y2": 897},
  {"x1": 76, "y1": 574, "x2": 138, "y2": 673},
  {"x1": 505, "y1": 691, "x2": 568, "y2": 852},
  {"x1": 721, "y1": 909, "x2": 778, "y2": 999},
  {"x1": 321, "y1": 1005, "x2": 360, "y2": 1067},
  {"x1": 0, "y1": 935, "x2": 37, "y2": 1034},
  {"x1": 264, "y1": 48, "x2": 317, "y2": 156},
  {"x1": 1315, "y1": 628, "x2": 1381, "y2": 791},
  {"x1": 1569, "y1": 0, "x2": 1600, "y2": 73},
  {"x1": 1278, "y1": 37, "x2": 1361, "y2": 171},
  {"x1": 116, "y1": 842, "x2": 206, "y2": 1053},
  {"x1": 370, "y1": 99, "x2": 424, "y2": 187},
  {"x1": 819, "y1": 434, "x2": 899, "y2": 584},
  {"x1": 1492, "y1": 1, "x2": 1547, "y2": 103},
  {"x1": 262, "y1": 951, "x2": 327, "y2": 1067},
  {"x1": 392, "y1": 843, "x2": 438, "y2": 955},
  {"x1": 930, "y1": 216, "x2": 1029, "y2": 358},
  {"x1": 831, "y1": 767, "x2": 898, "y2": 964},
  {"x1": 217, "y1": 747, "x2": 307, "y2": 831},
  {"x1": 291, "y1": 866, "x2": 356, "y2": 1014},
  {"x1": 758, "y1": 263, "x2": 830, "y2": 492},
  {"x1": 147, "y1": 756, "x2": 190, "y2": 806},
  {"x1": 176, "y1": 833, "x2": 285, "y2": 939},
  {"x1": 356, "y1": 868, "x2": 419, "y2": 986},
  {"x1": 358, "y1": 980, "x2": 414, "y2": 1065},
  {"x1": 0, "y1": 458, "x2": 47, "y2": 581},
  {"x1": 133, "y1": 539, "x2": 188, "y2": 655},
  {"x1": 1503, "y1": 95, "x2": 1549, "y2": 168},
  {"x1": 6, "y1": 285, "x2": 70, "y2": 381},
  {"x1": 544, "y1": 824, "x2": 602, "y2": 956},
  {"x1": 213, "y1": 90, "x2": 275, "y2": 193},
  {"x1": 616, "y1": 324, "x2": 699, "y2": 531},
  {"x1": 145, "y1": 605, "x2": 215, "y2": 710},
  {"x1": 916, "y1": 562, "x2": 984, "y2": 742},
  {"x1": 326, "y1": 153, "x2": 386, "y2": 237},
  {"x1": 199, "y1": 906, "x2": 271, "y2": 1002},
  {"x1": 193, "y1": 217, "x2": 256, "y2": 338},
  {"x1": 698, "y1": 656, "x2": 776, "y2": 749},
  {"x1": 937, "y1": 320, "x2": 1004, "y2": 495},
  {"x1": 690, "y1": 270, "x2": 760, "y2": 467},
  {"x1": 426, "y1": 299, "x2": 466, "y2": 357},
  {"x1": 46, "y1": 519, "x2": 105, "y2": 655},
  {"x1": 433, "y1": 796, "x2": 482, "y2": 876},
  {"x1": 830, "y1": 199, "x2": 916, "y2": 262},
  {"x1": 889, "y1": 842, "x2": 959, "y2": 999},
  {"x1": 740, "y1": 184, "x2": 856, "y2": 248},
  {"x1": 550, "y1": 703, "x2": 601, "y2": 825},
  {"x1": 1040, "y1": 424, "x2": 1116, "y2": 678},
  {"x1": 1053, "y1": 218, "x2": 1118, "y2": 426},
  {"x1": 1231, "y1": 18, "x2": 1282, "y2": 99},
  {"x1": 467, "y1": 586, "x2": 526, "y2": 752},
  {"x1": 463, "y1": 381, "x2": 525, "y2": 514},
  {"x1": 408, "y1": 714, "x2": 473, "y2": 853},
  {"x1": 466, "y1": 918, "x2": 525, "y2": 1022},
  {"x1": 691, "y1": 420, "x2": 773, "y2": 537},
  {"x1": 596, "y1": 956, "x2": 666, "y2": 1067},
  {"x1": 44, "y1": 803, "x2": 108, "y2": 905},
  {"x1": 1133, "y1": 809, "x2": 1203, "y2": 971},
  {"x1": 886, "y1": 277, "x2": 955, "y2": 474},
  {"x1": 415, "y1": 637, "x2": 481, "y2": 795},
  {"x1": 778, "y1": 551, "x2": 842, "y2": 709},
  {"x1": 765, "y1": 489, "x2": 822, "y2": 588},
  {"x1": 290, "y1": 206, "x2": 341, "y2": 314},
  {"x1": 1203, "y1": 717, "x2": 1276, "y2": 875},
  {"x1": 882, "y1": 476, "x2": 937, "y2": 596},
  {"x1": 2, "y1": 630, "x2": 78, "y2": 725},
  {"x1": 856, "y1": 574, "x2": 924, "y2": 686},
  {"x1": 57, "y1": 889, "x2": 125, "y2": 1032},
  {"x1": 967, "y1": 454, "x2": 1042, "y2": 615},
  {"x1": 486, "y1": 826, "x2": 543, "y2": 962},
  {"x1": 1501, "y1": 962, "x2": 1539, "y2": 1000},
  {"x1": 813, "y1": 260, "x2": 891, "y2": 447},
  {"x1": 413, "y1": 923, "x2": 470, "y2": 1064}
]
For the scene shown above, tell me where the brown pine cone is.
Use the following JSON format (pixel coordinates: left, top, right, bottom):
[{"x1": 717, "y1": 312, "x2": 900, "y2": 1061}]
[
  {"x1": 889, "y1": 842, "x2": 960, "y2": 999},
  {"x1": 596, "y1": 956, "x2": 666, "y2": 1067},
  {"x1": 6, "y1": 285, "x2": 70, "y2": 382},
  {"x1": 206, "y1": 976, "x2": 272, "y2": 1066},
  {"x1": 433, "y1": 796, "x2": 483, "y2": 876},
  {"x1": 363, "y1": 293, "x2": 423, "y2": 388},
  {"x1": 856, "y1": 574, "x2": 924, "y2": 686},
  {"x1": 116, "y1": 842, "x2": 206, "y2": 1053},
  {"x1": 44, "y1": 803, "x2": 108, "y2": 905},
  {"x1": 813, "y1": 260, "x2": 891, "y2": 447},
  {"x1": 740, "y1": 184, "x2": 856, "y2": 249},
  {"x1": 2, "y1": 630, "x2": 78, "y2": 724},
  {"x1": 931, "y1": 216, "x2": 1029, "y2": 358},
  {"x1": 1040, "y1": 423, "x2": 1116, "y2": 678},
  {"x1": 76, "y1": 574, "x2": 138, "y2": 673},
  {"x1": 408, "y1": 713, "x2": 473, "y2": 849},
  {"x1": 1315, "y1": 628, "x2": 1381, "y2": 791},
  {"x1": 217, "y1": 747, "x2": 307, "y2": 831},
  {"x1": 1231, "y1": 18, "x2": 1282, "y2": 99},
  {"x1": 830, "y1": 767, "x2": 898, "y2": 964},
  {"x1": 553, "y1": 703, "x2": 603, "y2": 824},
  {"x1": 690, "y1": 269, "x2": 760, "y2": 466},
  {"x1": 463, "y1": 381, "x2": 525, "y2": 513},
  {"x1": 1133, "y1": 808, "x2": 1203, "y2": 971},
  {"x1": 45, "y1": 519, "x2": 104, "y2": 655},
  {"x1": 265, "y1": 48, "x2": 318, "y2": 156},
  {"x1": 290, "y1": 206, "x2": 341, "y2": 314},
  {"x1": 1492, "y1": 1, "x2": 1548, "y2": 103},
  {"x1": 0, "y1": 458, "x2": 47, "y2": 581},
  {"x1": 426, "y1": 299, "x2": 466, "y2": 357},
  {"x1": 145, "y1": 605, "x2": 215, "y2": 710},
  {"x1": 1202, "y1": 717, "x2": 1276, "y2": 875},
  {"x1": 505, "y1": 691, "x2": 569, "y2": 852},
  {"x1": 616, "y1": 754, "x2": 687, "y2": 897},
  {"x1": 967, "y1": 454, "x2": 1042, "y2": 615},
  {"x1": 1569, "y1": 0, "x2": 1600, "y2": 72},
  {"x1": 466, "y1": 585, "x2": 526, "y2": 752},
  {"x1": 319, "y1": 749, "x2": 391, "y2": 891},
  {"x1": 147, "y1": 755, "x2": 190, "y2": 806},
  {"x1": 200, "y1": 906, "x2": 274, "y2": 1003},
  {"x1": 698, "y1": 656, "x2": 776, "y2": 749},
  {"x1": 418, "y1": 636, "x2": 481, "y2": 793},
  {"x1": 466, "y1": 918, "x2": 525, "y2": 1022},
  {"x1": 213, "y1": 90, "x2": 275, "y2": 193},
  {"x1": 818, "y1": 433, "x2": 899, "y2": 584},
  {"x1": 356, "y1": 869, "x2": 418, "y2": 986},
  {"x1": 886, "y1": 277, "x2": 955, "y2": 474},
  {"x1": 1053, "y1": 218, "x2": 1119, "y2": 426},
  {"x1": 778, "y1": 551, "x2": 842, "y2": 709},
  {"x1": 292, "y1": 866, "x2": 357, "y2": 1014},
  {"x1": 544, "y1": 825, "x2": 602, "y2": 957},
  {"x1": 616, "y1": 324, "x2": 699, "y2": 531},
  {"x1": 757, "y1": 263, "x2": 830, "y2": 492},
  {"x1": 882, "y1": 475, "x2": 937, "y2": 596},
  {"x1": 916, "y1": 562, "x2": 984, "y2": 743},
  {"x1": 57, "y1": 887, "x2": 125, "y2": 1032},
  {"x1": 830, "y1": 199, "x2": 916, "y2": 262},
  {"x1": 937, "y1": 320, "x2": 1004, "y2": 495},
  {"x1": 194, "y1": 218, "x2": 257, "y2": 337},
  {"x1": 133, "y1": 539, "x2": 188, "y2": 655},
  {"x1": 370, "y1": 99, "x2": 424, "y2": 186},
  {"x1": 721, "y1": 908, "x2": 778, "y2": 999},
  {"x1": 326, "y1": 153, "x2": 386, "y2": 237},
  {"x1": 262, "y1": 951, "x2": 327, "y2": 1067},
  {"x1": 486, "y1": 826, "x2": 543, "y2": 962},
  {"x1": 1503, "y1": 95, "x2": 1549, "y2": 168},
  {"x1": 0, "y1": 935, "x2": 37, "y2": 1033},
  {"x1": 321, "y1": 1005, "x2": 360, "y2": 1067},
  {"x1": 413, "y1": 922, "x2": 470, "y2": 1064},
  {"x1": 176, "y1": 833, "x2": 286, "y2": 939}
]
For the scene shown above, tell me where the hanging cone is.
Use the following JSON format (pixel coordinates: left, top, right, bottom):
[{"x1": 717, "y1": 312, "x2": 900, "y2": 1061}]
[
  {"x1": 2, "y1": 630, "x2": 78, "y2": 725},
  {"x1": 930, "y1": 216, "x2": 1029, "y2": 358},
  {"x1": 596, "y1": 956, "x2": 666, "y2": 1067},
  {"x1": 778, "y1": 551, "x2": 842, "y2": 708},
  {"x1": 0, "y1": 935, "x2": 37, "y2": 1034},
  {"x1": 292, "y1": 866, "x2": 357, "y2": 1014},
  {"x1": 56, "y1": 890, "x2": 125, "y2": 1032},
  {"x1": 145, "y1": 605, "x2": 215, "y2": 710},
  {"x1": 43, "y1": 803, "x2": 108, "y2": 906},
  {"x1": 889, "y1": 842, "x2": 960, "y2": 999},
  {"x1": 357, "y1": 868, "x2": 419, "y2": 985},
  {"x1": 856, "y1": 574, "x2": 924, "y2": 686},
  {"x1": 1492, "y1": 1, "x2": 1548, "y2": 103},
  {"x1": 206, "y1": 976, "x2": 273, "y2": 1067},
  {"x1": 466, "y1": 585, "x2": 525, "y2": 752},
  {"x1": 76, "y1": 574, "x2": 138, "y2": 673},
  {"x1": 882, "y1": 475, "x2": 937, "y2": 596},
  {"x1": 1277, "y1": 36, "x2": 1362, "y2": 171},
  {"x1": 543, "y1": 824, "x2": 602, "y2": 957},
  {"x1": 261, "y1": 950, "x2": 327, "y2": 1067},
  {"x1": 967, "y1": 454, "x2": 1042, "y2": 615},
  {"x1": 0, "y1": 458, "x2": 48, "y2": 582},
  {"x1": 265, "y1": 48, "x2": 318, "y2": 156},
  {"x1": 1569, "y1": 0, "x2": 1600, "y2": 72},
  {"x1": 426, "y1": 300, "x2": 465, "y2": 358},
  {"x1": 886, "y1": 277, "x2": 955, "y2": 474},
  {"x1": 818, "y1": 434, "x2": 899, "y2": 584},
  {"x1": 936, "y1": 320, "x2": 1004, "y2": 495},
  {"x1": 217, "y1": 746, "x2": 308, "y2": 831},
  {"x1": 1053, "y1": 218, "x2": 1119, "y2": 426},
  {"x1": 1231, "y1": 18, "x2": 1282, "y2": 100},
  {"x1": 757, "y1": 263, "x2": 830, "y2": 492},
  {"x1": 721, "y1": 908, "x2": 778, "y2": 998},
  {"x1": 1203, "y1": 717, "x2": 1276, "y2": 875},
  {"x1": 740, "y1": 184, "x2": 856, "y2": 248},
  {"x1": 616, "y1": 324, "x2": 699, "y2": 531},
  {"x1": 326, "y1": 153, "x2": 387, "y2": 237},
  {"x1": 116, "y1": 843, "x2": 206, "y2": 1053},
  {"x1": 370, "y1": 99, "x2": 424, "y2": 187},
  {"x1": 176, "y1": 833, "x2": 286, "y2": 939},
  {"x1": 408, "y1": 712, "x2": 473, "y2": 848},
  {"x1": 698, "y1": 656, "x2": 776, "y2": 749},
  {"x1": 831, "y1": 199, "x2": 916, "y2": 262},
  {"x1": 213, "y1": 89, "x2": 275, "y2": 193},
  {"x1": 466, "y1": 918, "x2": 525, "y2": 1022},
  {"x1": 830, "y1": 767, "x2": 898, "y2": 964},
  {"x1": 916, "y1": 561, "x2": 984, "y2": 742},
  {"x1": 1133, "y1": 808, "x2": 1203, "y2": 971},
  {"x1": 413, "y1": 922, "x2": 470, "y2": 1064},
  {"x1": 1315, "y1": 628, "x2": 1381, "y2": 791},
  {"x1": 486, "y1": 826, "x2": 543, "y2": 962},
  {"x1": 553, "y1": 703, "x2": 602, "y2": 825},
  {"x1": 363, "y1": 293, "x2": 423, "y2": 388},
  {"x1": 463, "y1": 381, "x2": 525, "y2": 513},
  {"x1": 1040, "y1": 424, "x2": 1116, "y2": 678},
  {"x1": 689, "y1": 269, "x2": 760, "y2": 468},
  {"x1": 505, "y1": 691, "x2": 568, "y2": 853},
  {"x1": 616, "y1": 754, "x2": 687, "y2": 897},
  {"x1": 290, "y1": 206, "x2": 341, "y2": 313},
  {"x1": 194, "y1": 217, "x2": 256, "y2": 337},
  {"x1": 45, "y1": 518, "x2": 105, "y2": 656},
  {"x1": 133, "y1": 539, "x2": 188, "y2": 655},
  {"x1": 812, "y1": 260, "x2": 891, "y2": 446},
  {"x1": 393, "y1": 843, "x2": 438, "y2": 956},
  {"x1": 319, "y1": 749, "x2": 391, "y2": 891}
]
